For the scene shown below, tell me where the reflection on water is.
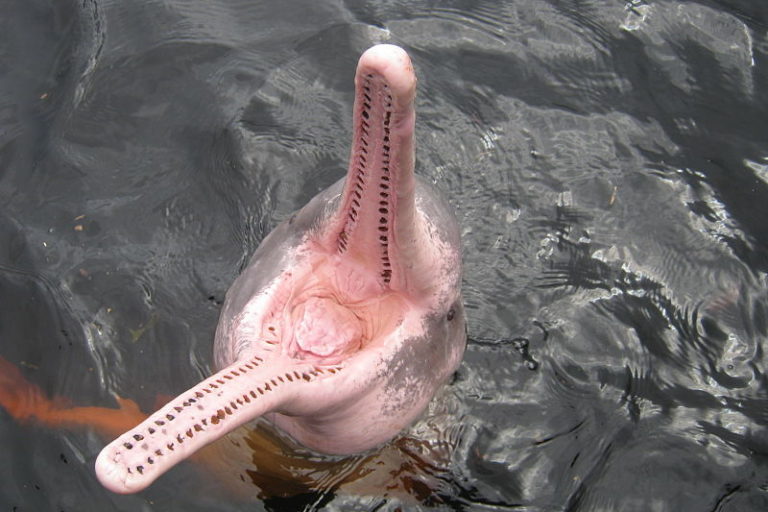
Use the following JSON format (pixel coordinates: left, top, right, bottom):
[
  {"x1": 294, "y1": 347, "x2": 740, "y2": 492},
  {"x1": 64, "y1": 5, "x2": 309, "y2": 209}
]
[{"x1": 1, "y1": 0, "x2": 767, "y2": 510}]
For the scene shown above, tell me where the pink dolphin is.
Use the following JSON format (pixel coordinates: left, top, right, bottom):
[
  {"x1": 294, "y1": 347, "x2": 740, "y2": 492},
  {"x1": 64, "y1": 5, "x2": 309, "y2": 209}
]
[{"x1": 95, "y1": 44, "x2": 466, "y2": 494}]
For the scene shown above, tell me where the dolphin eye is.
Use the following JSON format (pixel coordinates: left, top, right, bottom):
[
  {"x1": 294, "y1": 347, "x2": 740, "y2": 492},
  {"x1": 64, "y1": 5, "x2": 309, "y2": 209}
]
[{"x1": 447, "y1": 308, "x2": 455, "y2": 321}]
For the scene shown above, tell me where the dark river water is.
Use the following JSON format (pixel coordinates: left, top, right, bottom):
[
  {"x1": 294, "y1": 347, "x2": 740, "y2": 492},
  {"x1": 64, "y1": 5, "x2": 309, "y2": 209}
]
[{"x1": 1, "y1": 0, "x2": 767, "y2": 511}]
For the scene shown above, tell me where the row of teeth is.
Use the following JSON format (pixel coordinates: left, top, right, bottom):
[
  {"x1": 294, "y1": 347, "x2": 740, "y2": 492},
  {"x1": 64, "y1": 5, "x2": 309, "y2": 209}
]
[
  {"x1": 117, "y1": 357, "x2": 341, "y2": 476},
  {"x1": 338, "y1": 73, "x2": 394, "y2": 284}
]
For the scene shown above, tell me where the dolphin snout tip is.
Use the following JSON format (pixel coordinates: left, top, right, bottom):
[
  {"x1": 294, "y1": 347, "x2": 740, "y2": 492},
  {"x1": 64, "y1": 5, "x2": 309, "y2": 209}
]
[
  {"x1": 94, "y1": 446, "x2": 138, "y2": 495},
  {"x1": 362, "y1": 43, "x2": 408, "y2": 59},
  {"x1": 358, "y1": 44, "x2": 416, "y2": 98}
]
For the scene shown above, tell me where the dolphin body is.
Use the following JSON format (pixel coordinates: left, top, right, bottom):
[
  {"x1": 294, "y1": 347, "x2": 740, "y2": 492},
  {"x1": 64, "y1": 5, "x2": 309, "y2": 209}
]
[{"x1": 95, "y1": 44, "x2": 466, "y2": 494}]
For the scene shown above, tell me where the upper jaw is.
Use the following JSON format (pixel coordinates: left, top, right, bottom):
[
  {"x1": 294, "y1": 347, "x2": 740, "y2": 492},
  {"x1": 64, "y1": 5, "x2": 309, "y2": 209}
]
[{"x1": 324, "y1": 45, "x2": 419, "y2": 296}]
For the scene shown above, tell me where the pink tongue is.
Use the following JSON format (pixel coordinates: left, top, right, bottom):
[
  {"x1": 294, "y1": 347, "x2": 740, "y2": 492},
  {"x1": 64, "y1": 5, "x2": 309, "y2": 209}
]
[{"x1": 293, "y1": 297, "x2": 362, "y2": 357}]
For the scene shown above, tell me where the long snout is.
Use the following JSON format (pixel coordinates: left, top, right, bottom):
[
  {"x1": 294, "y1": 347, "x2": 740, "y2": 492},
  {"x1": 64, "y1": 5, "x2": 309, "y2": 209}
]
[{"x1": 95, "y1": 356, "x2": 331, "y2": 493}]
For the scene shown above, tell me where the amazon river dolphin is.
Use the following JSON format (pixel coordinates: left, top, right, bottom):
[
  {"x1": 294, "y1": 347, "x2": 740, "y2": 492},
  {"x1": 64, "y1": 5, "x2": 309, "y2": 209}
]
[{"x1": 95, "y1": 44, "x2": 466, "y2": 494}]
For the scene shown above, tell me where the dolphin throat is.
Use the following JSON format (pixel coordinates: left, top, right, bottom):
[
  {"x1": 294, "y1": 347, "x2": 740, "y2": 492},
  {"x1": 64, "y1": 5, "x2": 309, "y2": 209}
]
[{"x1": 291, "y1": 296, "x2": 362, "y2": 358}]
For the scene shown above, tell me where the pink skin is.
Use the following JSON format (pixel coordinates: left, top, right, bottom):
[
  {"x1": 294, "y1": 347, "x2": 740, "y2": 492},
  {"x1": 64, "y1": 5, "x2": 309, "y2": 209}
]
[{"x1": 95, "y1": 44, "x2": 466, "y2": 494}]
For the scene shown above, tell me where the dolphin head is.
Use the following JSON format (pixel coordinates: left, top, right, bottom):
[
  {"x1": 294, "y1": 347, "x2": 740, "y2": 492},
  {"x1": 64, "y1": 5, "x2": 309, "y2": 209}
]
[{"x1": 95, "y1": 44, "x2": 465, "y2": 494}]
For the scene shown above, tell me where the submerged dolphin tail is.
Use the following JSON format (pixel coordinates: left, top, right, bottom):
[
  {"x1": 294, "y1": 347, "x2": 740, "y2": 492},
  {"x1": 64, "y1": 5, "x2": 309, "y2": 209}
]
[{"x1": 94, "y1": 356, "x2": 327, "y2": 493}]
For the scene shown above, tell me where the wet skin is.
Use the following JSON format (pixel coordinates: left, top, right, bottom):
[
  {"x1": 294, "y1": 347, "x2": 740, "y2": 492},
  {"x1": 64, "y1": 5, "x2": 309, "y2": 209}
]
[
  {"x1": 2, "y1": 44, "x2": 466, "y2": 494},
  {"x1": 0, "y1": 356, "x2": 456, "y2": 502}
]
